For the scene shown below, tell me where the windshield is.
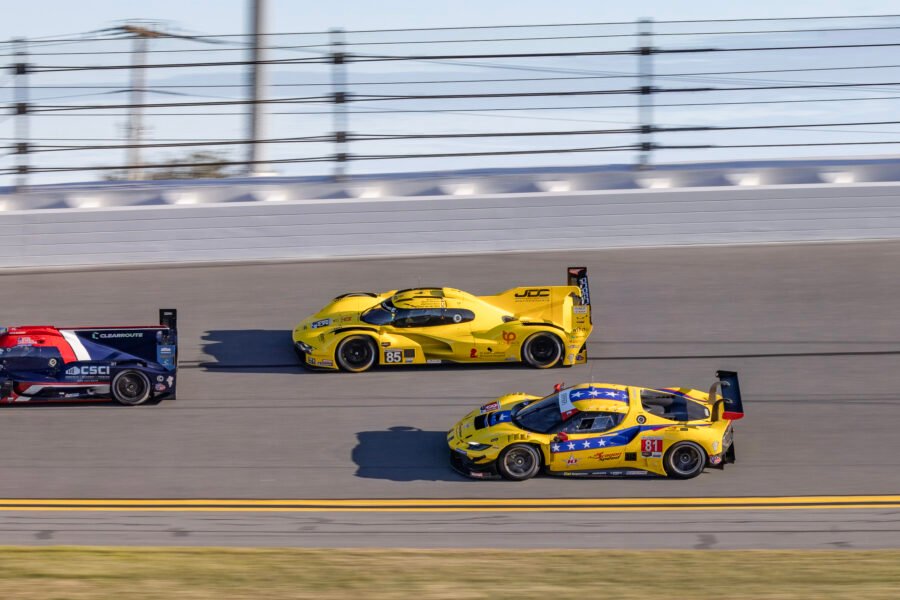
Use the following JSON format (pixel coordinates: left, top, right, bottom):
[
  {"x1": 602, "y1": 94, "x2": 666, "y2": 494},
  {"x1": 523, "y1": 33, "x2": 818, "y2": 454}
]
[
  {"x1": 512, "y1": 394, "x2": 564, "y2": 434},
  {"x1": 360, "y1": 299, "x2": 396, "y2": 325}
]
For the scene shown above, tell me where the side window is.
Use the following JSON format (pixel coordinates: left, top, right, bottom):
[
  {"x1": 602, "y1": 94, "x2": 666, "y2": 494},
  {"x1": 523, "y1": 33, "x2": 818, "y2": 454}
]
[
  {"x1": 641, "y1": 390, "x2": 710, "y2": 421},
  {"x1": 560, "y1": 412, "x2": 622, "y2": 434},
  {"x1": 393, "y1": 308, "x2": 475, "y2": 328}
]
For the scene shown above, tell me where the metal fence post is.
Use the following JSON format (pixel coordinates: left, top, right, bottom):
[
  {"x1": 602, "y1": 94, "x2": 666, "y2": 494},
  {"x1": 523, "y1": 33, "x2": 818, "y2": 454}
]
[
  {"x1": 637, "y1": 18, "x2": 654, "y2": 169},
  {"x1": 13, "y1": 38, "x2": 29, "y2": 190},
  {"x1": 331, "y1": 28, "x2": 348, "y2": 181}
]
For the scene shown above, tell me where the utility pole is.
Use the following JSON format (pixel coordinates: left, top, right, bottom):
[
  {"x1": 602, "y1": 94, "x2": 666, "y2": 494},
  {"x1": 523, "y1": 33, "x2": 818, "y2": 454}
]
[
  {"x1": 118, "y1": 24, "x2": 166, "y2": 181},
  {"x1": 247, "y1": 0, "x2": 267, "y2": 175},
  {"x1": 637, "y1": 18, "x2": 654, "y2": 169},
  {"x1": 331, "y1": 28, "x2": 348, "y2": 181},
  {"x1": 13, "y1": 38, "x2": 30, "y2": 190}
]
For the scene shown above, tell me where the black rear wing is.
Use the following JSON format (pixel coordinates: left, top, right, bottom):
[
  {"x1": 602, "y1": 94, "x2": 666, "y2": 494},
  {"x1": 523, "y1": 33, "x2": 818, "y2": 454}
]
[
  {"x1": 157, "y1": 308, "x2": 178, "y2": 371},
  {"x1": 567, "y1": 266, "x2": 591, "y2": 306},
  {"x1": 711, "y1": 370, "x2": 744, "y2": 421}
]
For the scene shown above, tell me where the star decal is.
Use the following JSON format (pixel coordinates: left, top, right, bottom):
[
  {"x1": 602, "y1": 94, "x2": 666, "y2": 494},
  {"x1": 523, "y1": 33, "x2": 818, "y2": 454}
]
[
  {"x1": 597, "y1": 439, "x2": 607, "y2": 447},
  {"x1": 551, "y1": 443, "x2": 561, "y2": 452},
  {"x1": 603, "y1": 391, "x2": 619, "y2": 398},
  {"x1": 567, "y1": 442, "x2": 576, "y2": 450},
  {"x1": 588, "y1": 389, "x2": 601, "y2": 397},
  {"x1": 582, "y1": 440, "x2": 591, "y2": 448},
  {"x1": 572, "y1": 391, "x2": 584, "y2": 399}
]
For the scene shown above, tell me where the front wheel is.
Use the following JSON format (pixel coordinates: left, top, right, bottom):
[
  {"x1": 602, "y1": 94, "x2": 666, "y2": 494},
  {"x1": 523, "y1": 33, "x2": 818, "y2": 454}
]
[
  {"x1": 497, "y1": 444, "x2": 541, "y2": 481},
  {"x1": 521, "y1": 332, "x2": 562, "y2": 369},
  {"x1": 335, "y1": 335, "x2": 377, "y2": 373},
  {"x1": 111, "y1": 370, "x2": 151, "y2": 406},
  {"x1": 663, "y1": 441, "x2": 707, "y2": 479}
]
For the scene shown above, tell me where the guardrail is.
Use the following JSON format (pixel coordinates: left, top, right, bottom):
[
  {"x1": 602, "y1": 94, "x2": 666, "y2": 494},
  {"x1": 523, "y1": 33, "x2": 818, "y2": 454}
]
[{"x1": 3, "y1": 161, "x2": 900, "y2": 269}]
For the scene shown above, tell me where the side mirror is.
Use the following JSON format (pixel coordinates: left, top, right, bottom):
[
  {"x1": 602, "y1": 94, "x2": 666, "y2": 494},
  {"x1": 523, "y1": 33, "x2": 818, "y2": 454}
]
[{"x1": 554, "y1": 382, "x2": 564, "y2": 392}]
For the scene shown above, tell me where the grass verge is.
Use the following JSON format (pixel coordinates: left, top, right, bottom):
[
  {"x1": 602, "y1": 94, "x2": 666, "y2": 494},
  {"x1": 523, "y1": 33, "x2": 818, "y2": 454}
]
[{"x1": 0, "y1": 547, "x2": 898, "y2": 599}]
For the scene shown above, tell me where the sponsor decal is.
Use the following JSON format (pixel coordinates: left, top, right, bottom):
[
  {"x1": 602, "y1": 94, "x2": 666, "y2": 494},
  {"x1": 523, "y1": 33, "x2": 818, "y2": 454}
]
[
  {"x1": 504, "y1": 356, "x2": 517, "y2": 362},
  {"x1": 91, "y1": 332, "x2": 144, "y2": 340},
  {"x1": 501, "y1": 331, "x2": 517, "y2": 344},
  {"x1": 384, "y1": 349, "x2": 402, "y2": 363},
  {"x1": 636, "y1": 415, "x2": 646, "y2": 424},
  {"x1": 307, "y1": 357, "x2": 317, "y2": 366},
  {"x1": 154, "y1": 383, "x2": 166, "y2": 392},
  {"x1": 469, "y1": 471, "x2": 486, "y2": 478},
  {"x1": 311, "y1": 319, "x2": 332, "y2": 329},
  {"x1": 567, "y1": 354, "x2": 575, "y2": 362},
  {"x1": 320, "y1": 359, "x2": 334, "y2": 367},
  {"x1": 591, "y1": 451, "x2": 623, "y2": 462},
  {"x1": 641, "y1": 437, "x2": 664, "y2": 458},
  {"x1": 575, "y1": 353, "x2": 585, "y2": 362},
  {"x1": 469, "y1": 348, "x2": 478, "y2": 359},
  {"x1": 713, "y1": 441, "x2": 720, "y2": 452},
  {"x1": 66, "y1": 365, "x2": 110, "y2": 377},
  {"x1": 710, "y1": 455, "x2": 723, "y2": 466},
  {"x1": 167, "y1": 376, "x2": 175, "y2": 386},
  {"x1": 558, "y1": 389, "x2": 579, "y2": 420},
  {"x1": 156, "y1": 375, "x2": 165, "y2": 382},
  {"x1": 405, "y1": 358, "x2": 413, "y2": 363},
  {"x1": 514, "y1": 288, "x2": 550, "y2": 299},
  {"x1": 159, "y1": 346, "x2": 174, "y2": 355},
  {"x1": 573, "y1": 306, "x2": 588, "y2": 314},
  {"x1": 341, "y1": 316, "x2": 353, "y2": 322},
  {"x1": 16, "y1": 337, "x2": 35, "y2": 346},
  {"x1": 381, "y1": 342, "x2": 391, "y2": 347},
  {"x1": 426, "y1": 359, "x2": 442, "y2": 364},
  {"x1": 625, "y1": 470, "x2": 648, "y2": 476},
  {"x1": 566, "y1": 455, "x2": 578, "y2": 466},
  {"x1": 480, "y1": 400, "x2": 500, "y2": 414},
  {"x1": 48, "y1": 358, "x2": 58, "y2": 367}
]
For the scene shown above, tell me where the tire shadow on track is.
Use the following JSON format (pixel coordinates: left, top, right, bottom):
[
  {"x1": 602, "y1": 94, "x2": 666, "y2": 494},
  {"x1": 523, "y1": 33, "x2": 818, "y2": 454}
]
[
  {"x1": 199, "y1": 329, "x2": 306, "y2": 374},
  {"x1": 352, "y1": 426, "x2": 472, "y2": 482}
]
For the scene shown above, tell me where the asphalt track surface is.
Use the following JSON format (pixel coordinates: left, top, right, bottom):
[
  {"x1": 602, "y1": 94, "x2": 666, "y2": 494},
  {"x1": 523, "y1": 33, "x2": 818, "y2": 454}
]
[{"x1": 1, "y1": 241, "x2": 899, "y2": 548}]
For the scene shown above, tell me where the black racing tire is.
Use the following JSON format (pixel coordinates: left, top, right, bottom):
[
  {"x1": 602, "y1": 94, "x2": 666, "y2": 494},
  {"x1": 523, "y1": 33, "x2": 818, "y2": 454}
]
[
  {"x1": 663, "y1": 441, "x2": 707, "y2": 479},
  {"x1": 497, "y1": 444, "x2": 541, "y2": 481},
  {"x1": 521, "y1": 332, "x2": 563, "y2": 369},
  {"x1": 335, "y1": 335, "x2": 377, "y2": 373},
  {"x1": 111, "y1": 370, "x2": 152, "y2": 406}
]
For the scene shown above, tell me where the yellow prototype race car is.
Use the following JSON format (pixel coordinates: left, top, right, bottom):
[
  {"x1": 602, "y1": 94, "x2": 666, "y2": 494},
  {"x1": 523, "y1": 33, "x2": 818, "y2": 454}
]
[
  {"x1": 292, "y1": 267, "x2": 592, "y2": 372},
  {"x1": 447, "y1": 370, "x2": 744, "y2": 480}
]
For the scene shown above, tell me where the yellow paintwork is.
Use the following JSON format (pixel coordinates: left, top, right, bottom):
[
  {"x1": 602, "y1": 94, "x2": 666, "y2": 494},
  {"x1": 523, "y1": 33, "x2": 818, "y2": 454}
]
[
  {"x1": 447, "y1": 383, "x2": 734, "y2": 478},
  {"x1": 292, "y1": 282, "x2": 592, "y2": 370}
]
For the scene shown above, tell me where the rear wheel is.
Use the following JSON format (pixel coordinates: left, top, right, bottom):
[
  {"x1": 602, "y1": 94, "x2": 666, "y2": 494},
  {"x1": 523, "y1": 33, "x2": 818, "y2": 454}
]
[
  {"x1": 111, "y1": 370, "x2": 151, "y2": 406},
  {"x1": 521, "y1": 332, "x2": 562, "y2": 369},
  {"x1": 663, "y1": 441, "x2": 707, "y2": 479},
  {"x1": 335, "y1": 336, "x2": 377, "y2": 373},
  {"x1": 497, "y1": 444, "x2": 541, "y2": 481}
]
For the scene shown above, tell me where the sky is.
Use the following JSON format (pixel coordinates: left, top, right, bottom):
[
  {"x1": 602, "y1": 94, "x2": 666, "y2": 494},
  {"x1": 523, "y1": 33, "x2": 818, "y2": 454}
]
[{"x1": 3, "y1": 1, "x2": 900, "y2": 184}]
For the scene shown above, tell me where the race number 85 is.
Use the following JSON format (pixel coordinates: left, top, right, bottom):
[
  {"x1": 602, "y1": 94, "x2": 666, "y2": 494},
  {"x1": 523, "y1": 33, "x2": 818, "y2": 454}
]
[{"x1": 384, "y1": 350, "x2": 402, "y2": 363}]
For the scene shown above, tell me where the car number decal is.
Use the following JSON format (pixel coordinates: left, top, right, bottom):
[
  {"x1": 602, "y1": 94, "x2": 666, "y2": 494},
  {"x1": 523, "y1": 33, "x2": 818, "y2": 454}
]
[{"x1": 384, "y1": 349, "x2": 402, "y2": 363}]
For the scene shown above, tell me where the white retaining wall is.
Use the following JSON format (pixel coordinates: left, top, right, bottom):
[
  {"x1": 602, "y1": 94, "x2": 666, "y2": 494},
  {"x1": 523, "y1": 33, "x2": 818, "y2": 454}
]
[{"x1": 2, "y1": 178, "x2": 900, "y2": 269}]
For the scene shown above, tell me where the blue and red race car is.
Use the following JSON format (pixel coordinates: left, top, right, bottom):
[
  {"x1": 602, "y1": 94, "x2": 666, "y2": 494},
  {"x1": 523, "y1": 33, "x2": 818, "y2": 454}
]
[{"x1": 0, "y1": 309, "x2": 178, "y2": 406}]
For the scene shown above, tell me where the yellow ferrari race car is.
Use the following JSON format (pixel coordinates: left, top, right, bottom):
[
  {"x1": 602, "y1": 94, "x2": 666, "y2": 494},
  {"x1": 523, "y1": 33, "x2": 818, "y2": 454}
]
[
  {"x1": 447, "y1": 370, "x2": 744, "y2": 480},
  {"x1": 292, "y1": 267, "x2": 592, "y2": 372}
]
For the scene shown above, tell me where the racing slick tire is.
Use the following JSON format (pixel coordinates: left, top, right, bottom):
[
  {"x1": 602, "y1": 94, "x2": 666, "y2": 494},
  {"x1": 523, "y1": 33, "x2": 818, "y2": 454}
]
[
  {"x1": 663, "y1": 441, "x2": 707, "y2": 479},
  {"x1": 335, "y1": 335, "x2": 377, "y2": 373},
  {"x1": 521, "y1": 332, "x2": 563, "y2": 369},
  {"x1": 111, "y1": 370, "x2": 152, "y2": 406},
  {"x1": 497, "y1": 444, "x2": 541, "y2": 481}
]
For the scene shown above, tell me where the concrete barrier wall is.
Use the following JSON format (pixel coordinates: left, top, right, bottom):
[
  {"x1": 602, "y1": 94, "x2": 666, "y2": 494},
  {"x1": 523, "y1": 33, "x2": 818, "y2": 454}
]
[{"x1": 2, "y1": 180, "x2": 899, "y2": 269}]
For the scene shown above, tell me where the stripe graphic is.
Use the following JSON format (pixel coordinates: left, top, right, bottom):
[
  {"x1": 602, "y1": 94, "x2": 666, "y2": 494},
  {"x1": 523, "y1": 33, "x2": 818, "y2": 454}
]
[
  {"x1": 0, "y1": 496, "x2": 896, "y2": 513},
  {"x1": 60, "y1": 330, "x2": 91, "y2": 361}
]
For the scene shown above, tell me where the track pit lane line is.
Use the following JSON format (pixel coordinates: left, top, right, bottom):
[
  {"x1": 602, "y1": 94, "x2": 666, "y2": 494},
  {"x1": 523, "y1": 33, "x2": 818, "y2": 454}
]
[{"x1": 1, "y1": 496, "x2": 898, "y2": 512}]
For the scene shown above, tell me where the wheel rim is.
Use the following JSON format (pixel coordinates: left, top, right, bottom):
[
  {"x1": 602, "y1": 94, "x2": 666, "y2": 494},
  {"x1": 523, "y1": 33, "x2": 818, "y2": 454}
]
[
  {"x1": 341, "y1": 339, "x2": 373, "y2": 369},
  {"x1": 671, "y1": 445, "x2": 703, "y2": 476},
  {"x1": 529, "y1": 335, "x2": 559, "y2": 364},
  {"x1": 115, "y1": 373, "x2": 146, "y2": 402},
  {"x1": 504, "y1": 448, "x2": 535, "y2": 477}
]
